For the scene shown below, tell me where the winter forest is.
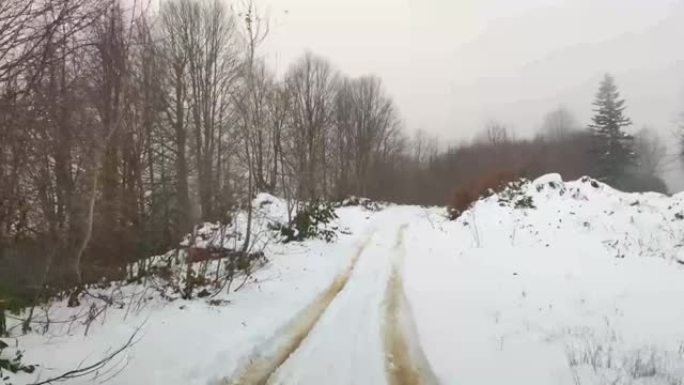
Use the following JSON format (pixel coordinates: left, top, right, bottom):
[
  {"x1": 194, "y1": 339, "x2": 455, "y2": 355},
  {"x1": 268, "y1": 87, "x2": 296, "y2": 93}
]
[
  {"x1": 1, "y1": 0, "x2": 670, "y2": 296},
  {"x1": 2, "y1": 0, "x2": 684, "y2": 384}
]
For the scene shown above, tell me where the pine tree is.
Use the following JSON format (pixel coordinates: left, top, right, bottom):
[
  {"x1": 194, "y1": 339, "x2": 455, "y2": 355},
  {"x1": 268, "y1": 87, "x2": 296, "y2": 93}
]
[{"x1": 588, "y1": 74, "x2": 635, "y2": 186}]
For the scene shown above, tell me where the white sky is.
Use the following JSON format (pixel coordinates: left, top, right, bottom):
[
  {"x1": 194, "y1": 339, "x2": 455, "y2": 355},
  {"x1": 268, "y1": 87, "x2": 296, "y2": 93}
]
[{"x1": 258, "y1": 0, "x2": 684, "y2": 188}]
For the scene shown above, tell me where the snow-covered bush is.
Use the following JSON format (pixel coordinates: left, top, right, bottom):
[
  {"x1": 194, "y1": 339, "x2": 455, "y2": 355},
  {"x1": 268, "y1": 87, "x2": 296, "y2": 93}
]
[
  {"x1": 270, "y1": 201, "x2": 339, "y2": 243},
  {"x1": 0, "y1": 340, "x2": 34, "y2": 384},
  {"x1": 448, "y1": 170, "x2": 525, "y2": 219},
  {"x1": 338, "y1": 196, "x2": 383, "y2": 211},
  {"x1": 497, "y1": 179, "x2": 536, "y2": 210}
]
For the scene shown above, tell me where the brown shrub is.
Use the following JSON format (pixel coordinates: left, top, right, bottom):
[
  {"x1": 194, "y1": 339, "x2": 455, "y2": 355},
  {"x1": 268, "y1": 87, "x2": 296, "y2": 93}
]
[{"x1": 447, "y1": 169, "x2": 522, "y2": 220}]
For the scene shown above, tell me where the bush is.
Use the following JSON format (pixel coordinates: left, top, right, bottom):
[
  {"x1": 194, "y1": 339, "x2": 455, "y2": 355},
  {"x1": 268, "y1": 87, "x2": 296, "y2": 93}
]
[
  {"x1": 448, "y1": 170, "x2": 522, "y2": 220},
  {"x1": 338, "y1": 196, "x2": 382, "y2": 211},
  {"x1": 497, "y1": 179, "x2": 536, "y2": 210},
  {"x1": 0, "y1": 284, "x2": 35, "y2": 336},
  {"x1": 0, "y1": 340, "x2": 35, "y2": 384},
  {"x1": 271, "y1": 201, "x2": 339, "y2": 243}
]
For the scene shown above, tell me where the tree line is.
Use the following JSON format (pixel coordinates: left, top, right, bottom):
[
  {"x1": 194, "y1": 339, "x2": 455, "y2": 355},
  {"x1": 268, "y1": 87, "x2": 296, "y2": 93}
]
[
  {"x1": 409, "y1": 74, "x2": 670, "y2": 207},
  {"x1": 0, "y1": 0, "x2": 408, "y2": 299}
]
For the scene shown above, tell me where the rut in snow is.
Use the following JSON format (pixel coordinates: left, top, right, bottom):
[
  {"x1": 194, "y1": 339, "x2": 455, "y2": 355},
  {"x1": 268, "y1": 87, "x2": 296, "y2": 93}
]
[
  {"x1": 223, "y1": 231, "x2": 376, "y2": 385},
  {"x1": 384, "y1": 224, "x2": 439, "y2": 385}
]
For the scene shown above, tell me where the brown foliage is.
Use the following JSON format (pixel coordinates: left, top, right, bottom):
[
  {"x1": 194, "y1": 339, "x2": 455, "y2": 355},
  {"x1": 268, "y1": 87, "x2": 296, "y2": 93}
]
[
  {"x1": 447, "y1": 169, "x2": 522, "y2": 220},
  {"x1": 185, "y1": 247, "x2": 234, "y2": 263}
]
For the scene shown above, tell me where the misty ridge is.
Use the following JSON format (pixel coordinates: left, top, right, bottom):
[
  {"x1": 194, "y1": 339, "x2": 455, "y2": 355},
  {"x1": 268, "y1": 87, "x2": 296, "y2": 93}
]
[{"x1": 2, "y1": 0, "x2": 684, "y2": 384}]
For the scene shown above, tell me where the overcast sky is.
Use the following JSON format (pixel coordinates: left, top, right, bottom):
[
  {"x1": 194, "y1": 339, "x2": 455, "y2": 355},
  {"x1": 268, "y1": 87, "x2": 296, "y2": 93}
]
[{"x1": 259, "y1": 0, "x2": 684, "y2": 189}]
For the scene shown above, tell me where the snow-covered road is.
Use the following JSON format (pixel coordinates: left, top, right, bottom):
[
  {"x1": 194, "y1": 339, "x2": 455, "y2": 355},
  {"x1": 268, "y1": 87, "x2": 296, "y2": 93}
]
[{"x1": 224, "y1": 209, "x2": 437, "y2": 385}]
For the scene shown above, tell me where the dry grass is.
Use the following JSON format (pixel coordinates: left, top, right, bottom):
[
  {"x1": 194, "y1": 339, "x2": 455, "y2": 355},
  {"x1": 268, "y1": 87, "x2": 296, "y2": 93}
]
[{"x1": 564, "y1": 327, "x2": 684, "y2": 385}]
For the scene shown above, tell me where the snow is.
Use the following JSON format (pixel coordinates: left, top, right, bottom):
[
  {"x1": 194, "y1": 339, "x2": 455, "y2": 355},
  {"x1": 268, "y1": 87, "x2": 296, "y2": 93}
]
[
  {"x1": 404, "y1": 176, "x2": 684, "y2": 385},
  {"x1": 264, "y1": 223, "x2": 390, "y2": 385},
  {"x1": 6, "y1": 175, "x2": 684, "y2": 385},
  {"x1": 6, "y1": 199, "x2": 373, "y2": 385}
]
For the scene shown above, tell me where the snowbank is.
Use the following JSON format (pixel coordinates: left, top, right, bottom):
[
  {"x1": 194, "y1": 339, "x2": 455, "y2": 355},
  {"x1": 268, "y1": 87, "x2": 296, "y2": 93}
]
[
  {"x1": 404, "y1": 174, "x2": 684, "y2": 385},
  {"x1": 2, "y1": 195, "x2": 367, "y2": 385}
]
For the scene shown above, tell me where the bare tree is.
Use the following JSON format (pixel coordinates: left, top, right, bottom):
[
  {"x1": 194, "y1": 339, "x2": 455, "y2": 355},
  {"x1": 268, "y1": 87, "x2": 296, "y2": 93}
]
[
  {"x1": 63, "y1": 1, "x2": 138, "y2": 305},
  {"x1": 634, "y1": 127, "x2": 667, "y2": 175},
  {"x1": 678, "y1": 112, "x2": 684, "y2": 167},
  {"x1": 233, "y1": 0, "x2": 269, "y2": 252},
  {"x1": 285, "y1": 52, "x2": 337, "y2": 200},
  {"x1": 330, "y1": 76, "x2": 355, "y2": 198},
  {"x1": 539, "y1": 107, "x2": 579, "y2": 141},
  {"x1": 187, "y1": 0, "x2": 238, "y2": 221},
  {"x1": 329, "y1": 75, "x2": 400, "y2": 196},
  {"x1": 158, "y1": 0, "x2": 194, "y2": 238},
  {"x1": 478, "y1": 120, "x2": 512, "y2": 146}
]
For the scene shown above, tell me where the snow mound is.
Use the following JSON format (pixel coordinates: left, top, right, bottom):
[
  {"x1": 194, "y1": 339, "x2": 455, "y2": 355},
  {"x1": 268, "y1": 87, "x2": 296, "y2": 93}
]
[
  {"x1": 532, "y1": 172, "x2": 563, "y2": 186},
  {"x1": 410, "y1": 175, "x2": 684, "y2": 385},
  {"x1": 459, "y1": 174, "x2": 684, "y2": 261}
]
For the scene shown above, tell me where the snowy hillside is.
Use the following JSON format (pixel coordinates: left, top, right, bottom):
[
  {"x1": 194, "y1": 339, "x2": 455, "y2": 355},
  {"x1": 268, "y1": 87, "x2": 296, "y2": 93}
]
[{"x1": 5, "y1": 175, "x2": 684, "y2": 385}]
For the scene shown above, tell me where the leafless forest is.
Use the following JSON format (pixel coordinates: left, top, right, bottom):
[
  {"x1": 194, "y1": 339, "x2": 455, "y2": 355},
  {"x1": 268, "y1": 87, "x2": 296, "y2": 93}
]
[{"x1": 0, "y1": 0, "x2": 670, "y2": 306}]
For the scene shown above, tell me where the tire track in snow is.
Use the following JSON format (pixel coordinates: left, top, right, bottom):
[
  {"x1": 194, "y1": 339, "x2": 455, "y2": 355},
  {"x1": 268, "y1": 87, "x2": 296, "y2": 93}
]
[
  {"x1": 223, "y1": 230, "x2": 376, "y2": 385},
  {"x1": 384, "y1": 224, "x2": 439, "y2": 385}
]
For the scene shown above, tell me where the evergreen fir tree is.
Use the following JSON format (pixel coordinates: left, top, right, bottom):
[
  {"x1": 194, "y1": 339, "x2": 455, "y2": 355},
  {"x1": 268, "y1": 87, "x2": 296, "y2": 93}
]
[{"x1": 588, "y1": 74, "x2": 635, "y2": 186}]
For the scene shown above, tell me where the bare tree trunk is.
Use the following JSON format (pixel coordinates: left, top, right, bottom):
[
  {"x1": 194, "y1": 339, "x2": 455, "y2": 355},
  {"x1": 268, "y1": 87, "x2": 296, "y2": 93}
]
[
  {"x1": 67, "y1": 165, "x2": 98, "y2": 307},
  {"x1": 173, "y1": 65, "x2": 191, "y2": 235}
]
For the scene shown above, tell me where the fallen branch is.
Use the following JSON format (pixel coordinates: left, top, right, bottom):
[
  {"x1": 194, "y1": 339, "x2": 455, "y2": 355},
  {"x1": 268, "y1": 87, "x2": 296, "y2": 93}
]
[{"x1": 28, "y1": 325, "x2": 143, "y2": 385}]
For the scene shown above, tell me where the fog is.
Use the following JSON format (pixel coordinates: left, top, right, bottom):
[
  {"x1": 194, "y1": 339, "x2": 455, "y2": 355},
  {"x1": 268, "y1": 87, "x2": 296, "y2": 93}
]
[{"x1": 261, "y1": 0, "x2": 684, "y2": 189}]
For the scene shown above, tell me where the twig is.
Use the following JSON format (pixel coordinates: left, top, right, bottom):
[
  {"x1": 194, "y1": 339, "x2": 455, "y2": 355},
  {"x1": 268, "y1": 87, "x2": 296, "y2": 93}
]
[{"x1": 28, "y1": 326, "x2": 143, "y2": 385}]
